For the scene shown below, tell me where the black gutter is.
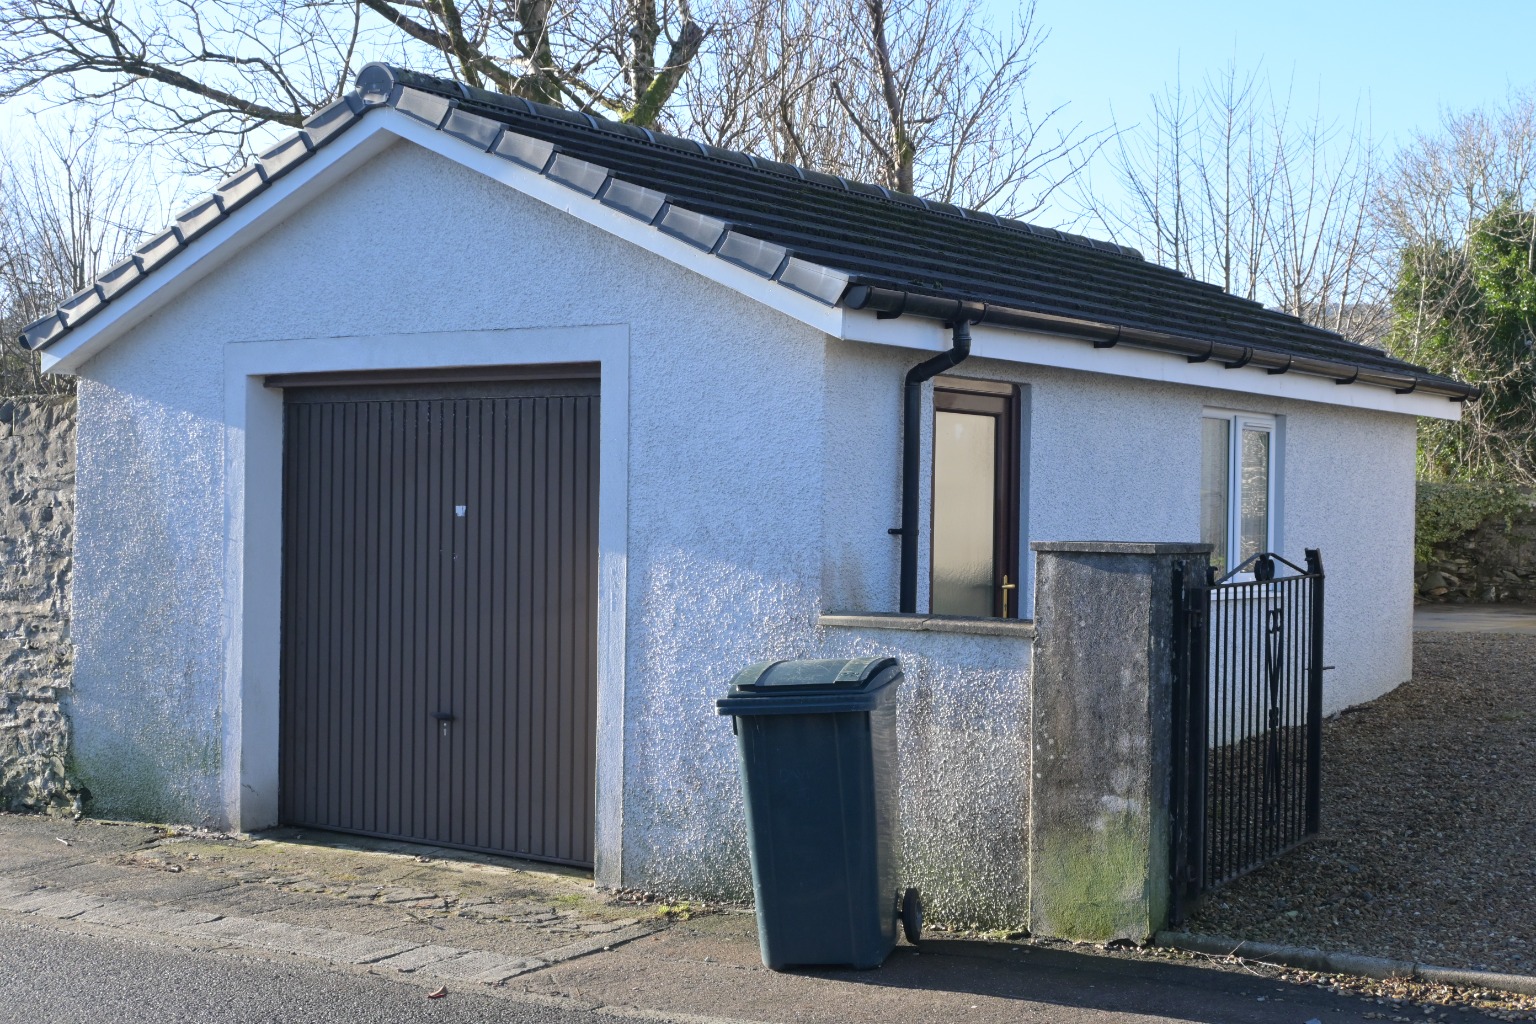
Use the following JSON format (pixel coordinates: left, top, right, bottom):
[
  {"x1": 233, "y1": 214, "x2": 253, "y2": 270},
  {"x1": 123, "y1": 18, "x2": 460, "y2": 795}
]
[
  {"x1": 843, "y1": 283, "x2": 1481, "y2": 403},
  {"x1": 897, "y1": 315, "x2": 977, "y2": 613}
]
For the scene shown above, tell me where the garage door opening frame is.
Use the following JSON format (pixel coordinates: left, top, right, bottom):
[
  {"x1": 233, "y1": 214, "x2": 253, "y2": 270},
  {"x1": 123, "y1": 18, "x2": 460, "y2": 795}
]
[{"x1": 221, "y1": 324, "x2": 630, "y2": 885}]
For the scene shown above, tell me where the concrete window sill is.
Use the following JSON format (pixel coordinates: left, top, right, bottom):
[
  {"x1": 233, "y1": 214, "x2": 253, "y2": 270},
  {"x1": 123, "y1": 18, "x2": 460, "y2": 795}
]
[{"x1": 818, "y1": 612, "x2": 1036, "y2": 638}]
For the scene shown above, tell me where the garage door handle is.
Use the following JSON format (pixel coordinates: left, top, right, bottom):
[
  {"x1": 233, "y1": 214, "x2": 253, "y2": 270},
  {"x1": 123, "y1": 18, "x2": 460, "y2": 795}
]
[{"x1": 433, "y1": 712, "x2": 456, "y2": 722}]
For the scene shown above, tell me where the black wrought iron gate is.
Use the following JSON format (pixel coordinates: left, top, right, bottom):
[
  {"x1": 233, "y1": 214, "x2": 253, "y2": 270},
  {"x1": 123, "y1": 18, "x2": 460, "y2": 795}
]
[{"x1": 1170, "y1": 550, "x2": 1325, "y2": 923}]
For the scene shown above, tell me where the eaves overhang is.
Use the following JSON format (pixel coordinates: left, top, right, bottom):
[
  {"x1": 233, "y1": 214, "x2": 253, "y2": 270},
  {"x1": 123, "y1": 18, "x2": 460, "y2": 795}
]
[{"x1": 840, "y1": 283, "x2": 1480, "y2": 404}]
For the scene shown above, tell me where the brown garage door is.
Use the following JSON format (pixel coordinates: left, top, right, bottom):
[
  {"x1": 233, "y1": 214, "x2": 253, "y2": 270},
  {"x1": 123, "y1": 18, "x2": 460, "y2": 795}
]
[{"x1": 277, "y1": 373, "x2": 598, "y2": 866}]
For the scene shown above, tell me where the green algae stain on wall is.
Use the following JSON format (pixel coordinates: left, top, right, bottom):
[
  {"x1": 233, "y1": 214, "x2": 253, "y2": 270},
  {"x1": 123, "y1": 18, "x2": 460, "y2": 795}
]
[
  {"x1": 72, "y1": 724, "x2": 223, "y2": 827},
  {"x1": 1032, "y1": 811, "x2": 1161, "y2": 943}
]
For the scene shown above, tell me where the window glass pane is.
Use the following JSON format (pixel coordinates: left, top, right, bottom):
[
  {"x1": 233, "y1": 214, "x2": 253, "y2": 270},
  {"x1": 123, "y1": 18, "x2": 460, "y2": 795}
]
[
  {"x1": 932, "y1": 410, "x2": 996, "y2": 617},
  {"x1": 1201, "y1": 418, "x2": 1230, "y2": 575},
  {"x1": 1239, "y1": 427, "x2": 1270, "y2": 563}
]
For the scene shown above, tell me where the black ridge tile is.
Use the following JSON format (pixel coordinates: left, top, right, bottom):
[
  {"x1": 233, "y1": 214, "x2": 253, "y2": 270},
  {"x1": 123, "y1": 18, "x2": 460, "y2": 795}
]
[
  {"x1": 647, "y1": 132, "x2": 706, "y2": 155},
  {"x1": 528, "y1": 105, "x2": 590, "y2": 126},
  {"x1": 592, "y1": 118, "x2": 651, "y2": 142},
  {"x1": 845, "y1": 179, "x2": 888, "y2": 198},
  {"x1": 699, "y1": 143, "x2": 754, "y2": 166},
  {"x1": 801, "y1": 168, "x2": 844, "y2": 188},
  {"x1": 748, "y1": 155, "x2": 804, "y2": 179}
]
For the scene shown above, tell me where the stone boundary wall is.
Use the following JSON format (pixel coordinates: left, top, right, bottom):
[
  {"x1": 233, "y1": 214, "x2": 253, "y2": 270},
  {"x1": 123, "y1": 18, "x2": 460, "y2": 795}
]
[
  {"x1": 1, "y1": 394, "x2": 78, "y2": 812},
  {"x1": 1416, "y1": 488, "x2": 1536, "y2": 604}
]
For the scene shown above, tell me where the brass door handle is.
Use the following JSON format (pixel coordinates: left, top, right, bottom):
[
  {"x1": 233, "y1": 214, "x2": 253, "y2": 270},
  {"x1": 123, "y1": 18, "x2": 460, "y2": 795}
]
[{"x1": 1001, "y1": 574, "x2": 1018, "y2": 618}]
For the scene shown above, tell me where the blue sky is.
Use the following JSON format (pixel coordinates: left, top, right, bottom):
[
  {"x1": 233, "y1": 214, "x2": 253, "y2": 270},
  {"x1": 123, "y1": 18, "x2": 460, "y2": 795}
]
[
  {"x1": 1019, "y1": 0, "x2": 1536, "y2": 157},
  {"x1": 6, "y1": 1, "x2": 1535, "y2": 228}
]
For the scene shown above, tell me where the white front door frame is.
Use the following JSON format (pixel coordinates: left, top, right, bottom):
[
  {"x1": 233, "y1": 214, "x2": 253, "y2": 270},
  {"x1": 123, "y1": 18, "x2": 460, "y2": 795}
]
[{"x1": 221, "y1": 324, "x2": 630, "y2": 884}]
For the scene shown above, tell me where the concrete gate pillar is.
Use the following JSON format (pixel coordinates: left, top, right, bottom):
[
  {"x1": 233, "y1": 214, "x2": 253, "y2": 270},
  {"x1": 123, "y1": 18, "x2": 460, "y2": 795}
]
[{"x1": 1027, "y1": 541, "x2": 1210, "y2": 943}]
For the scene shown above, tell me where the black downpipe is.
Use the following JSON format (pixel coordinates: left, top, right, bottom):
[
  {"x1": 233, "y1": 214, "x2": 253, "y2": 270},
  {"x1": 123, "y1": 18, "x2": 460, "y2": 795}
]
[{"x1": 898, "y1": 320, "x2": 973, "y2": 613}]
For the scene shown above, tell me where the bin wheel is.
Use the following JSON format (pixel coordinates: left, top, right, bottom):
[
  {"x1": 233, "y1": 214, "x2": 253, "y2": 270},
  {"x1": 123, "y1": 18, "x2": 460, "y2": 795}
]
[{"x1": 900, "y1": 888, "x2": 923, "y2": 945}]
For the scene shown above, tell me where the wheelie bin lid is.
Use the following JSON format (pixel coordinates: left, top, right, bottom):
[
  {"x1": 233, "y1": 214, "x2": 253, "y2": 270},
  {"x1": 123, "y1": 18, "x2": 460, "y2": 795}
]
[{"x1": 715, "y1": 657, "x2": 903, "y2": 715}]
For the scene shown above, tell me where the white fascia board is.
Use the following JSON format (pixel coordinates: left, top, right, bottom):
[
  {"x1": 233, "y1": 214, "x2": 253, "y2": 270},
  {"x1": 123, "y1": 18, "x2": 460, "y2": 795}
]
[
  {"x1": 44, "y1": 110, "x2": 844, "y2": 374},
  {"x1": 841, "y1": 309, "x2": 1463, "y2": 422}
]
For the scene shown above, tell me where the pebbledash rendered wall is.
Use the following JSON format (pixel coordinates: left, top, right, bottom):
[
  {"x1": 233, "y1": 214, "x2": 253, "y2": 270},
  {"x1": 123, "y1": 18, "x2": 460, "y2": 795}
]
[{"x1": 65, "y1": 135, "x2": 1417, "y2": 927}]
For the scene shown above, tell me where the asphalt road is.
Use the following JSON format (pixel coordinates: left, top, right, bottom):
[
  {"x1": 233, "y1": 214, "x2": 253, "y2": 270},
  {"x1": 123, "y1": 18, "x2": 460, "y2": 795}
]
[{"x1": 0, "y1": 917, "x2": 637, "y2": 1024}]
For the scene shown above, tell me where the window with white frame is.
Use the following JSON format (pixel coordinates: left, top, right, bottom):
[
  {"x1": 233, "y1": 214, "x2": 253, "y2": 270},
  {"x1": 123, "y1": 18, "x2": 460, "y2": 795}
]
[{"x1": 1201, "y1": 410, "x2": 1277, "y2": 577}]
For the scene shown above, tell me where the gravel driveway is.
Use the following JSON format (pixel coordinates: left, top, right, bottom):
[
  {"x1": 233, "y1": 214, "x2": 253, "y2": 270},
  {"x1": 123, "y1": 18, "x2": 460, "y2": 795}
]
[{"x1": 1183, "y1": 631, "x2": 1536, "y2": 975}]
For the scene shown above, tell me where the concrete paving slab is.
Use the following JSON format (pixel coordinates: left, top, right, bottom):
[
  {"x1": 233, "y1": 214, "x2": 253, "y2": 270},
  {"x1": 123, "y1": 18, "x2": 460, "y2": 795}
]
[
  {"x1": 424, "y1": 949, "x2": 533, "y2": 982},
  {"x1": 173, "y1": 915, "x2": 258, "y2": 941},
  {"x1": 372, "y1": 943, "x2": 467, "y2": 972},
  {"x1": 35, "y1": 895, "x2": 106, "y2": 920},
  {"x1": 283, "y1": 930, "x2": 420, "y2": 965},
  {"x1": 0, "y1": 887, "x2": 86, "y2": 913}
]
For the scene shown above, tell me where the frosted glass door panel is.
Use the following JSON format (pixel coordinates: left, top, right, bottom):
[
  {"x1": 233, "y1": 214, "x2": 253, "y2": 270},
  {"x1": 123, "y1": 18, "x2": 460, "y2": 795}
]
[
  {"x1": 1239, "y1": 427, "x2": 1270, "y2": 562},
  {"x1": 932, "y1": 410, "x2": 996, "y2": 617},
  {"x1": 1201, "y1": 417, "x2": 1231, "y2": 575}
]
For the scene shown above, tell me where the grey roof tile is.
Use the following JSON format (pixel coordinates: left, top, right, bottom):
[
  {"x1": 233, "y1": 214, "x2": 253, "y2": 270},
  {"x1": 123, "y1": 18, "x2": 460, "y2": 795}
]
[
  {"x1": 215, "y1": 165, "x2": 268, "y2": 215},
  {"x1": 135, "y1": 228, "x2": 182, "y2": 273},
  {"x1": 656, "y1": 205, "x2": 729, "y2": 251},
  {"x1": 778, "y1": 258, "x2": 852, "y2": 305},
  {"x1": 302, "y1": 97, "x2": 361, "y2": 147},
  {"x1": 174, "y1": 196, "x2": 224, "y2": 245},
  {"x1": 599, "y1": 178, "x2": 667, "y2": 222},
  {"x1": 747, "y1": 155, "x2": 804, "y2": 180},
  {"x1": 258, "y1": 133, "x2": 313, "y2": 182},
  {"x1": 95, "y1": 257, "x2": 144, "y2": 301},
  {"x1": 57, "y1": 286, "x2": 105, "y2": 326},
  {"x1": 717, "y1": 231, "x2": 789, "y2": 277},
  {"x1": 493, "y1": 131, "x2": 556, "y2": 172},
  {"x1": 393, "y1": 88, "x2": 455, "y2": 128},
  {"x1": 442, "y1": 108, "x2": 502, "y2": 151},
  {"x1": 19, "y1": 314, "x2": 65, "y2": 350},
  {"x1": 546, "y1": 153, "x2": 610, "y2": 196}
]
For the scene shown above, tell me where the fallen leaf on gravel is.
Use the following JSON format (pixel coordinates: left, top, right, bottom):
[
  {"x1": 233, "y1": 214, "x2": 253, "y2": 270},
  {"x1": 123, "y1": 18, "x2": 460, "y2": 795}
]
[{"x1": 427, "y1": 986, "x2": 447, "y2": 1000}]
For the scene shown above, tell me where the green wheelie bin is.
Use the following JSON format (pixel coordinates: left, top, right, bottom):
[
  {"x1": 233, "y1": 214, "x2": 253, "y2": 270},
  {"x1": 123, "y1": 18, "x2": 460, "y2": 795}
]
[{"x1": 716, "y1": 656, "x2": 922, "y2": 971}]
